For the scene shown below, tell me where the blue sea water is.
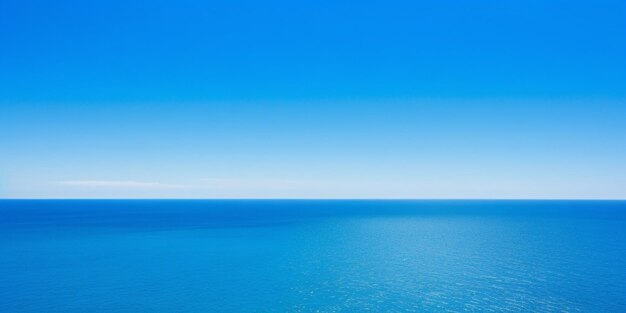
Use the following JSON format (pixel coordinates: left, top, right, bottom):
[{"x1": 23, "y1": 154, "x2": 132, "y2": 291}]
[{"x1": 1, "y1": 200, "x2": 625, "y2": 312}]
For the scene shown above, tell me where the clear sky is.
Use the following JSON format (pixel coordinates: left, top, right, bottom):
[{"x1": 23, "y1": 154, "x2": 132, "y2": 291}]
[{"x1": 1, "y1": 0, "x2": 625, "y2": 199}]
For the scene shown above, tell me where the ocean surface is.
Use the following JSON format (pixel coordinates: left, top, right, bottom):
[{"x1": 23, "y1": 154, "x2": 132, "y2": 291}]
[{"x1": 1, "y1": 200, "x2": 625, "y2": 312}]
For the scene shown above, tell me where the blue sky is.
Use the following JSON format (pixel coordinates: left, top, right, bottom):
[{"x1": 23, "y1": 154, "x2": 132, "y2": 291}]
[{"x1": 1, "y1": 0, "x2": 625, "y2": 198}]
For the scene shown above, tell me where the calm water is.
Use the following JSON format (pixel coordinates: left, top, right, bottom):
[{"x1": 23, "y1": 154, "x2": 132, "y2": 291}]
[{"x1": 1, "y1": 200, "x2": 625, "y2": 312}]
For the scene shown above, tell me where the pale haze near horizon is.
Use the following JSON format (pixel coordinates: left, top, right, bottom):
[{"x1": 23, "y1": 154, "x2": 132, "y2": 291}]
[{"x1": 2, "y1": 101, "x2": 625, "y2": 200}]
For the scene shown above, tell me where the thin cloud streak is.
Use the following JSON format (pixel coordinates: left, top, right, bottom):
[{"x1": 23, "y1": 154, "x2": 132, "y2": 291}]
[
  {"x1": 56, "y1": 180, "x2": 190, "y2": 189},
  {"x1": 54, "y1": 178, "x2": 313, "y2": 191}
]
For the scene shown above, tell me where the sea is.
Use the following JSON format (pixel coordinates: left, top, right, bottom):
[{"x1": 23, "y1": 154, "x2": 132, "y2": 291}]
[{"x1": 1, "y1": 200, "x2": 625, "y2": 312}]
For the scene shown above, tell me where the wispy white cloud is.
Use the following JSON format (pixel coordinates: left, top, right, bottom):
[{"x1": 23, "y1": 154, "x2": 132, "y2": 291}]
[
  {"x1": 56, "y1": 180, "x2": 189, "y2": 189},
  {"x1": 55, "y1": 178, "x2": 311, "y2": 191}
]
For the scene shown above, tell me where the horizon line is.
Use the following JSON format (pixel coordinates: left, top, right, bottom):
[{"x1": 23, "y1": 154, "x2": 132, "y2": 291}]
[{"x1": 1, "y1": 198, "x2": 625, "y2": 201}]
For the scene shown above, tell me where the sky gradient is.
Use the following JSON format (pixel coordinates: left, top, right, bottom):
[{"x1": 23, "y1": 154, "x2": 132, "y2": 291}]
[{"x1": 1, "y1": 0, "x2": 625, "y2": 198}]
